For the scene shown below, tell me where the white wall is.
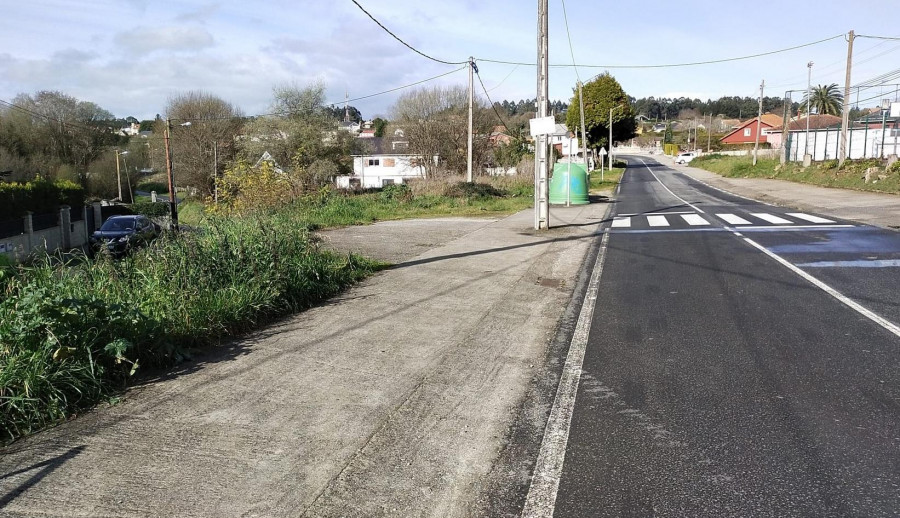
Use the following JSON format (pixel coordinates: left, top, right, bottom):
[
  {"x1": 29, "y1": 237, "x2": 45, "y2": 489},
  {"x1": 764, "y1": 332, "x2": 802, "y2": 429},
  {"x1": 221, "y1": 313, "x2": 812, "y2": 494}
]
[
  {"x1": 786, "y1": 127, "x2": 900, "y2": 162},
  {"x1": 336, "y1": 155, "x2": 427, "y2": 188}
]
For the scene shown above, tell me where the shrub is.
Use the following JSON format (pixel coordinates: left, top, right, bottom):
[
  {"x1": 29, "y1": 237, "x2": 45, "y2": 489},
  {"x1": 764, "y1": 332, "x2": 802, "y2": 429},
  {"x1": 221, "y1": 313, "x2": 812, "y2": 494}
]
[
  {"x1": 136, "y1": 181, "x2": 168, "y2": 194},
  {"x1": 447, "y1": 182, "x2": 505, "y2": 199},
  {"x1": 130, "y1": 200, "x2": 169, "y2": 218},
  {"x1": 380, "y1": 183, "x2": 412, "y2": 202},
  {"x1": 0, "y1": 179, "x2": 86, "y2": 220}
]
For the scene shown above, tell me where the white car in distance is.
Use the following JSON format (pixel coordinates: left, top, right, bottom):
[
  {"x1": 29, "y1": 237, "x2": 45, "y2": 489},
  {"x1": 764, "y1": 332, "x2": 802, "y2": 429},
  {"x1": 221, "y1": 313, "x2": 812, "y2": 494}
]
[{"x1": 675, "y1": 152, "x2": 696, "y2": 165}]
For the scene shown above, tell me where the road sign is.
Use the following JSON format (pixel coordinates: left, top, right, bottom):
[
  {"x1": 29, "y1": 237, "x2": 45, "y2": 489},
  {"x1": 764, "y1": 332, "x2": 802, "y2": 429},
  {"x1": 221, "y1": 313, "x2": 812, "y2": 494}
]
[
  {"x1": 529, "y1": 116, "x2": 557, "y2": 137},
  {"x1": 598, "y1": 148, "x2": 608, "y2": 156}
]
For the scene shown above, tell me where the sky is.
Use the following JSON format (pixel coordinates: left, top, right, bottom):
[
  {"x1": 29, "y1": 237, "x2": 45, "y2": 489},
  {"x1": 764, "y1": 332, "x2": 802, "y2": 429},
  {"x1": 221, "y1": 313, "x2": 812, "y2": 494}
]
[{"x1": 2, "y1": 0, "x2": 899, "y2": 121}]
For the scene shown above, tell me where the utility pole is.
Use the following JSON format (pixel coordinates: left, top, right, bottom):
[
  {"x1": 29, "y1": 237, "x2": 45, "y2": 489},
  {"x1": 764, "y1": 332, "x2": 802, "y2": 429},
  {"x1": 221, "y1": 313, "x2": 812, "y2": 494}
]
[
  {"x1": 707, "y1": 113, "x2": 712, "y2": 152},
  {"x1": 534, "y1": 0, "x2": 549, "y2": 230},
  {"x1": 609, "y1": 107, "x2": 614, "y2": 170},
  {"x1": 114, "y1": 149, "x2": 124, "y2": 202},
  {"x1": 780, "y1": 92, "x2": 791, "y2": 165},
  {"x1": 164, "y1": 119, "x2": 179, "y2": 231},
  {"x1": 753, "y1": 79, "x2": 764, "y2": 166},
  {"x1": 467, "y1": 56, "x2": 474, "y2": 183},
  {"x1": 839, "y1": 30, "x2": 855, "y2": 166},
  {"x1": 578, "y1": 80, "x2": 588, "y2": 172},
  {"x1": 805, "y1": 61, "x2": 813, "y2": 163}
]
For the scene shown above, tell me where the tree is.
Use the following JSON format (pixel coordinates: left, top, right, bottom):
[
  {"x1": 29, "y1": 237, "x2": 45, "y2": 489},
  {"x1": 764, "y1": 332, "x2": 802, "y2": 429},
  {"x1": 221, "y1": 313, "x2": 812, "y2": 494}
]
[
  {"x1": 372, "y1": 117, "x2": 387, "y2": 137},
  {"x1": 238, "y1": 82, "x2": 359, "y2": 191},
  {"x1": 565, "y1": 73, "x2": 637, "y2": 152},
  {"x1": 0, "y1": 90, "x2": 122, "y2": 183},
  {"x1": 390, "y1": 85, "x2": 494, "y2": 177},
  {"x1": 159, "y1": 91, "x2": 244, "y2": 197},
  {"x1": 801, "y1": 84, "x2": 843, "y2": 116}
]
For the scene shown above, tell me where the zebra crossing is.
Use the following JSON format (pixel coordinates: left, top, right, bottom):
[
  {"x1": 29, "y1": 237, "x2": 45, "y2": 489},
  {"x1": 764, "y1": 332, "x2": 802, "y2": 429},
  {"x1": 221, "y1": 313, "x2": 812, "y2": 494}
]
[{"x1": 610, "y1": 211, "x2": 849, "y2": 230}]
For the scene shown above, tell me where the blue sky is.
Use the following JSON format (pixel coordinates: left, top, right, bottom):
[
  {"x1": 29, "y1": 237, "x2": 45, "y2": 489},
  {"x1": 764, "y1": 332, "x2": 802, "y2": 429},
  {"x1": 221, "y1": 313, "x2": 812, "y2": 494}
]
[{"x1": 1, "y1": 1, "x2": 899, "y2": 120}]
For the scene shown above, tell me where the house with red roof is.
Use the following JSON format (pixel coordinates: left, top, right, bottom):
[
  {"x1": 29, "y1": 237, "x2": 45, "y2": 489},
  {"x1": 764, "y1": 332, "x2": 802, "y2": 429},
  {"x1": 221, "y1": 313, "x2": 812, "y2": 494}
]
[{"x1": 720, "y1": 113, "x2": 784, "y2": 145}]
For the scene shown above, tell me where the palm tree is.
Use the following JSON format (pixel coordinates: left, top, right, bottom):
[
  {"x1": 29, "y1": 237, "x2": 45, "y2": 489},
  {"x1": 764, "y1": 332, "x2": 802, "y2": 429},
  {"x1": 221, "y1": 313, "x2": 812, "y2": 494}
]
[{"x1": 800, "y1": 84, "x2": 844, "y2": 116}]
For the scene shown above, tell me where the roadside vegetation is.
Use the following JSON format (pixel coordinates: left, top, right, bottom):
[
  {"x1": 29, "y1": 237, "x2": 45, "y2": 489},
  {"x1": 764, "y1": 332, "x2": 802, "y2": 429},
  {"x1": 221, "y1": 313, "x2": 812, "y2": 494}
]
[
  {"x1": 691, "y1": 154, "x2": 900, "y2": 195},
  {"x1": 0, "y1": 174, "x2": 534, "y2": 444}
]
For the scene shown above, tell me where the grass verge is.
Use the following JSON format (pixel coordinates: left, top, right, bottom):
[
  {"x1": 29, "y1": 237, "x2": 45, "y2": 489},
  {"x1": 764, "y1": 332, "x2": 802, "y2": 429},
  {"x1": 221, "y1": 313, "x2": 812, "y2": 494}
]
[
  {"x1": 0, "y1": 175, "x2": 535, "y2": 444},
  {"x1": 691, "y1": 154, "x2": 900, "y2": 194}
]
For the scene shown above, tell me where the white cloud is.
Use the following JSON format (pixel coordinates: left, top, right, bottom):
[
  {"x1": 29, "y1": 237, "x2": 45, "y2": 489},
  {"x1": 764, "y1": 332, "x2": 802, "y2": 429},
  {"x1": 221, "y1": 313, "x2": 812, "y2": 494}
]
[{"x1": 113, "y1": 26, "x2": 215, "y2": 56}]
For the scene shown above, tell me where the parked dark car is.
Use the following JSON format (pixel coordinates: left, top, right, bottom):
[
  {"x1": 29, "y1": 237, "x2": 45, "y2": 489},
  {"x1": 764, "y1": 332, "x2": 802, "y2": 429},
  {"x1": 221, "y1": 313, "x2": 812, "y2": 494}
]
[{"x1": 90, "y1": 215, "x2": 160, "y2": 256}]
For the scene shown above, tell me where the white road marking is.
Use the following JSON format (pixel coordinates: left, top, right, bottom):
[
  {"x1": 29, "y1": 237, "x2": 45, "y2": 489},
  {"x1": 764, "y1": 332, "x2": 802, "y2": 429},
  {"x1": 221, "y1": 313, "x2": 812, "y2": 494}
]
[
  {"x1": 741, "y1": 236, "x2": 900, "y2": 339},
  {"x1": 647, "y1": 215, "x2": 670, "y2": 227},
  {"x1": 752, "y1": 213, "x2": 793, "y2": 225},
  {"x1": 522, "y1": 231, "x2": 611, "y2": 517},
  {"x1": 618, "y1": 211, "x2": 695, "y2": 216},
  {"x1": 611, "y1": 217, "x2": 631, "y2": 228},
  {"x1": 717, "y1": 213, "x2": 752, "y2": 225},
  {"x1": 639, "y1": 158, "x2": 705, "y2": 213},
  {"x1": 786, "y1": 212, "x2": 834, "y2": 224},
  {"x1": 681, "y1": 214, "x2": 709, "y2": 226}
]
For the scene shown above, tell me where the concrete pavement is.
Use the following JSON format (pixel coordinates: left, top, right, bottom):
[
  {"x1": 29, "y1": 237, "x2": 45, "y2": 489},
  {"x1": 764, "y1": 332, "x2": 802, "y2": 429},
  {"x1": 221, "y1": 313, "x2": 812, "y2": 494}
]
[
  {"x1": 0, "y1": 204, "x2": 608, "y2": 517},
  {"x1": 676, "y1": 160, "x2": 900, "y2": 229}
]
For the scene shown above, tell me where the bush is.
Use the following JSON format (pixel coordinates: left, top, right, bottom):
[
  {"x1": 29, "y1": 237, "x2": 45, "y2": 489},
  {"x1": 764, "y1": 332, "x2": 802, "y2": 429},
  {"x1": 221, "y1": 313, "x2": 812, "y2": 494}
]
[
  {"x1": 447, "y1": 182, "x2": 505, "y2": 199},
  {"x1": 136, "y1": 181, "x2": 168, "y2": 194},
  {"x1": 0, "y1": 179, "x2": 85, "y2": 220},
  {"x1": 130, "y1": 200, "x2": 169, "y2": 218},
  {"x1": 380, "y1": 183, "x2": 412, "y2": 202},
  {"x1": 0, "y1": 209, "x2": 378, "y2": 443}
]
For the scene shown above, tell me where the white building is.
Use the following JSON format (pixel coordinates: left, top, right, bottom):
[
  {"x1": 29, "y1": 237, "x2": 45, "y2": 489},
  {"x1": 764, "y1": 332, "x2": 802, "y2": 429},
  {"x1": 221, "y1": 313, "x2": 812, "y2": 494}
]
[{"x1": 336, "y1": 136, "x2": 430, "y2": 189}]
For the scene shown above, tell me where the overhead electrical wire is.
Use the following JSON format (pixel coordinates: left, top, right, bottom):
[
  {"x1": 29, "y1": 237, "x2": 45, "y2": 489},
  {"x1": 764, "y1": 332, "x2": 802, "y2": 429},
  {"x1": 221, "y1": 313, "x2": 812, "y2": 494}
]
[
  {"x1": 474, "y1": 63, "x2": 513, "y2": 135},
  {"x1": 349, "y1": 0, "x2": 467, "y2": 66},
  {"x1": 559, "y1": 0, "x2": 581, "y2": 82},
  {"x1": 0, "y1": 98, "x2": 111, "y2": 134},
  {"x1": 478, "y1": 33, "x2": 845, "y2": 70}
]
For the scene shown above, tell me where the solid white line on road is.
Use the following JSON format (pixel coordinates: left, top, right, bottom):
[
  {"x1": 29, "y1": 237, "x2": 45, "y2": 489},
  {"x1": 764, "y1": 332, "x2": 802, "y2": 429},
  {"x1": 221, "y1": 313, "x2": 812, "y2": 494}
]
[
  {"x1": 639, "y1": 158, "x2": 705, "y2": 213},
  {"x1": 611, "y1": 217, "x2": 631, "y2": 228},
  {"x1": 647, "y1": 215, "x2": 670, "y2": 227},
  {"x1": 681, "y1": 214, "x2": 709, "y2": 226},
  {"x1": 786, "y1": 212, "x2": 834, "y2": 224},
  {"x1": 675, "y1": 171, "x2": 778, "y2": 207},
  {"x1": 752, "y1": 213, "x2": 793, "y2": 225},
  {"x1": 618, "y1": 211, "x2": 695, "y2": 216},
  {"x1": 521, "y1": 231, "x2": 611, "y2": 518},
  {"x1": 717, "y1": 213, "x2": 752, "y2": 225},
  {"x1": 741, "y1": 236, "x2": 900, "y2": 339}
]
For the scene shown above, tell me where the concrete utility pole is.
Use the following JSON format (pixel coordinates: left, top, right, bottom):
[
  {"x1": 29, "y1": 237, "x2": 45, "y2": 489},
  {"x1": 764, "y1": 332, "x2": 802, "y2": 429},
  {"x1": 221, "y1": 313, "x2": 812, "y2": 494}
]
[
  {"x1": 164, "y1": 119, "x2": 179, "y2": 231},
  {"x1": 609, "y1": 107, "x2": 614, "y2": 170},
  {"x1": 467, "y1": 56, "x2": 474, "y2": 183},
  {"x1": 707, "y1": 113, "x2": 712, "y2": 152},
  {"x1": 533, "y1": 0, "x2": 549, "y2": 230},
  {"x1": 213, "y1": 140, "x2": 219, "y2": 205},
  {"x1": 114, "y1": 149, "x2": 124, "y2": 202},
  {"x1": 839, "y1": 30, "x2": 855, "y2": 166},
  {"x1": 805, "y1": 61, "x2": 813, "y2": 163},
  {"x1": 578, "y1": 80, "x2": 588, "y2": 172},
  {"x1": 780, "y1": 92, "x2": 791, "y2": 165},
  {"x1": 753, "y1": 79, "x2": 765, "y2": 166}
]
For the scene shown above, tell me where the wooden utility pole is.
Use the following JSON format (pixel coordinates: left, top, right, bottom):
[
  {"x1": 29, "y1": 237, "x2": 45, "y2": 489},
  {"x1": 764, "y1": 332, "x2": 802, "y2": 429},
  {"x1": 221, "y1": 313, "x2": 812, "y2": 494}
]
[
  {"x1": 753, "y1": 80, "x2": 764, "y2": 166},
  {"x1": 467, "y1": 56, "x2": 474, "y2": 183},
  {"x1": 839, "y1": 30, "x2": 855, "y2": 166},
  {"x1": 534, "y1": 0, "x2": 549, "y2": 230}
]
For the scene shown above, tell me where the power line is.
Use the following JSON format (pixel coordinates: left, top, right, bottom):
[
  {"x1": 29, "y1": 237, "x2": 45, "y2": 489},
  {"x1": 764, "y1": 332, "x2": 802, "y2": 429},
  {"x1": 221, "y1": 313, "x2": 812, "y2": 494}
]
[
  {"x1": 559, "y1": 0, "x2": 580, "y2": 82},
  {"x1": 478, "y1": 33, "x2": 845, "y2": 70},
  {"x1": 0, "y1": 98, "x2": 113, "y2": 134},
  {"x1": 349, "y1": 0, "x2": 467, "y2": 66},
  {"x1": 474, "y1": 64, "x2": 513, "y2": 135},
  {"x1": 328, "y1": 66, "x2": 467, "y2": 106},
  {"x1": 486, "y1": 64, "x2": 520, "y2": 93},
  {"x1": 858, "y1": 34, "x2": 900, "y2": 41}
]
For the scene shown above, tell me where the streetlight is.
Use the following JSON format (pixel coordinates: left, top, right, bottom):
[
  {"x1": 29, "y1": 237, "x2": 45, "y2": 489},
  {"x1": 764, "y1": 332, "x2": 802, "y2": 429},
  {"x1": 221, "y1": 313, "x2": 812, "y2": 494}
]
[
  {"x1": 164, "y1": 119, "x2": 191, "y2": 230},
  {"x1": 805, "y1": 61, "x2": 814, "y2": 161}
]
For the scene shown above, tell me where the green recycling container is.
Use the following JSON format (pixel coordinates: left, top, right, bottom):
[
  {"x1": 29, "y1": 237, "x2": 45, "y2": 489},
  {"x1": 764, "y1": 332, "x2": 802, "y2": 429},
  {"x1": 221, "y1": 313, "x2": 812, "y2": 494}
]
[{"x1": 549, "y1": 162, "x2": 589, "y2": 205}]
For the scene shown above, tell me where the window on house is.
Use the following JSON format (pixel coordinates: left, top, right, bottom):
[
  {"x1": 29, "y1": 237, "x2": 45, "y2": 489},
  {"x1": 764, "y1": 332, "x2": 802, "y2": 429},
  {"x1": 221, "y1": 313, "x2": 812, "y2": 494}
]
[
  {"x1": 383, "y1": 158, "x2": 396, "y2": 167},
  {"x1": 743, "y1": 128, "x2": 751, "y2": 137},
  {"x1": 382, "y1": 179, "x2": 395, "y2": 187},
  {"x1": 367, "y1": 159, "x2": 380, "y2": 166},
  {"x1": 349, "y1": 178, "x2": 361, "y2": 188}
]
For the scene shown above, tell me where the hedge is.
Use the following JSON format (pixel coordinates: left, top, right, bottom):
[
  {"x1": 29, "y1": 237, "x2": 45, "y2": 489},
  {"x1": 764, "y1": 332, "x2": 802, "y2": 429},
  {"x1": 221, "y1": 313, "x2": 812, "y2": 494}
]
[{"x1": 0, "y1": 179, "x2": 86, "y2": 221}]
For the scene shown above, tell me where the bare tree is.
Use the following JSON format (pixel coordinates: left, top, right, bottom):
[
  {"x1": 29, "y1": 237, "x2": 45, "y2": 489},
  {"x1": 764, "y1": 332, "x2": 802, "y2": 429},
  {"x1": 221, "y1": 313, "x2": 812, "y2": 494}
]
[
  {"x1": 159, "y1": 91, "x2": 244, "y2": 197},
  {"x1": 390, "y1": 85, "x2": 494, "y2": 177}
]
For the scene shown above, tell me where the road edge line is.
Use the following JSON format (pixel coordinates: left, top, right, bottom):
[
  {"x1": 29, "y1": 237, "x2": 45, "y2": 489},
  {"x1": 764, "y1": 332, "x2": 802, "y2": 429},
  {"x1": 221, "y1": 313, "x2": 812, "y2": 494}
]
[
  {"x1": 640, "y1": 158, "x2": 705, "y2": 213},
  {"x1": 741, "y1": 235, "x2": 900, "y2": 338},
  {"x1": 520, "y1": 229, "x2": 611, "y2": 517}
]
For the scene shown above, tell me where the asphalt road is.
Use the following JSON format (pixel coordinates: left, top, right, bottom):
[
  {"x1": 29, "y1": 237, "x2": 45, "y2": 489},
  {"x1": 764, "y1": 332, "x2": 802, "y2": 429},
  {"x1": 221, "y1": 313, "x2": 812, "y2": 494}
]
[{"x1": 548, "y1": 155, "x2": 900, "y2": 517}]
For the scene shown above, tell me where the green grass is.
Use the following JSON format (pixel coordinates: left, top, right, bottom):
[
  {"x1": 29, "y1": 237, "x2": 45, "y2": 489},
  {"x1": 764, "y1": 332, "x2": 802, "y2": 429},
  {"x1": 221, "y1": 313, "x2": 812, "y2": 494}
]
[
  {"x1": 691, "y1": 154, "x2": 900, "y2": 194},
  {"x1": 0, "y1": 210, "x2": 380, "y2": 444},
  {"x1": 0, "y1": 176, "x2": 535, "y2": 444},
  {"x1": 590, "y1": 168, "x2": 625, "y2": 194}
]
